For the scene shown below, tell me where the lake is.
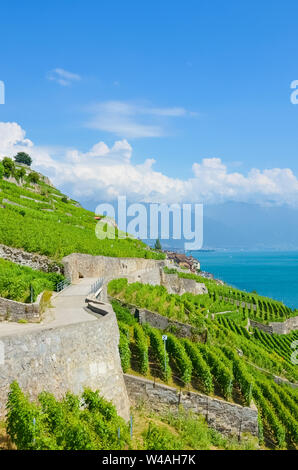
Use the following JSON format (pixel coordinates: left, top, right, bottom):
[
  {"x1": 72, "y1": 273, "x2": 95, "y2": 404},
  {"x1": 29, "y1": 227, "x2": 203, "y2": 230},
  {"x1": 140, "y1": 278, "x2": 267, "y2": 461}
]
[{"x1": 190, "y1": 251, "x2": 298, "y2": 310}]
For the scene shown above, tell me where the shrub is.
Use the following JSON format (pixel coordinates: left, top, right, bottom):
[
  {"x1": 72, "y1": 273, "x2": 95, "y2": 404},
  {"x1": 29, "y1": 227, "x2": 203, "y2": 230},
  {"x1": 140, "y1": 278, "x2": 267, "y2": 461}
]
[
  {"x1": 197, "y1": 343, "x2": 233, "y2": 399},
  {"x1": 2, "y1": 157, "x2": 15, "y2": 178},
  {"x1": 6, "y1": 382, "x2": 130, "y2": 450},
  {"x1": 252, "y1": 384, "x2": 286, "y2": 448},
  {"x1": 27, "y1": 171, "x2": 39, "y2": 184},
  {"x1": 119, "y1": 331, "x2": 131, "y2": 372},
  {"x1": 111, "y1": 299, "x2": 136, "y2": 325},
  {"x1": 222, "y1": 346, "x2": 254, "y2": 405},
  {"x1": 145, "y1": 325, "x2": 172, "y2": 382},
  {"x1": 182, "y1": 339, "x2": 213, "y2": 394},
  {"x1": 133, "y1": 323, "x2": 149, "y2": 374},
  {"x1": 6, "y1": 381, "x2": 42, "y2": 449},
  {"x1": 143, "y1": 423, "x2": 184, "y2": 450},
  {"x1": 0, "y1": 258, "x2": 64, "y2": 302},
  {"x1": 108, "y1": 279, "x2": 128, "y2": 297},
  {"x1": 118, "y1": 321, "x2": 130, "y2": 339},
  {"x1": 166, "y1": 334, "x2": 193, "y2": 385},
  {"x1": 15, "y1": 167, "x2": 26, "y2": 182},
  {"x1": 257, "y1": 378, "x2": 298, "y2": 444}
]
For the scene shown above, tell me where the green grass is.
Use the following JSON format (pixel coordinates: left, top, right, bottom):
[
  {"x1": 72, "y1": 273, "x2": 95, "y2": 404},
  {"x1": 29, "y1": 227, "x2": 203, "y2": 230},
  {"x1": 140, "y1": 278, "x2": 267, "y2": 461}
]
[
  {"x1": 111, "y1": 294, "x2": 298, "y2": 449},
  {"x1": 5, "y1": 382, "x2": 130, "y2": 450},
  {"x1": 0, "y1": 178, "x2": 164, "y2": 261},
  {"x1": 140, "y1": 408, "x2": 259, "y2": 450},
  {"x1": 0, "y1": 258, "x2": 64, "y2": 302},
  {"x1": 253, "y1": 328, "x2": 298, "y2": 364},
  {"x1": 108, "y1": 278, "x2": 238, "y2": 327},
  {"x1": 163, "y1": 267, "x2": 297, "y2": 323},
  {"x1": 3, "y1": 382, "x2": 259, "y2": 450},
  {"x1": 108, "y1": 279, "x2": 298, "y2": 384}
]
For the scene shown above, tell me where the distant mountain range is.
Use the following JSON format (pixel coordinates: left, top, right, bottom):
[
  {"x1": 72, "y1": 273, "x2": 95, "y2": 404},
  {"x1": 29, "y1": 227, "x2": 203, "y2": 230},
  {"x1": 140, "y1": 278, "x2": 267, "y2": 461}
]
[
  {"x1": 81, "y1": 199, "x2": 298, "y2": 251},
  {"x1": 202, "y1": 202, "x2": 298, "y2": 251}
]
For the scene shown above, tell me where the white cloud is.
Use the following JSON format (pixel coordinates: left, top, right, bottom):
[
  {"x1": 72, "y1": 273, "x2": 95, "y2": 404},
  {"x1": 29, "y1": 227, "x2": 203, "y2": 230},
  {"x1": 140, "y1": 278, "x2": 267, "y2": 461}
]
[
  {"x1": 0, "y1": 122, "x2": 33, "y2": 152},
  {"x1": 85, "y1": 101, "x2": 195, "y2": 138},
  {"x1": 1, "y1": 121, "x2": 298, "y2": 207},
  {"x1": 46, "y1": 68, "x2": 81, "y2": 86}
]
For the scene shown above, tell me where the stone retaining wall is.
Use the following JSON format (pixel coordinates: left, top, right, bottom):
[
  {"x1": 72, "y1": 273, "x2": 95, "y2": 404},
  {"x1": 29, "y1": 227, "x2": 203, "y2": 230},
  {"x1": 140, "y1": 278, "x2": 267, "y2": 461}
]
[
  {"x1": 138, "y1": 308, "x2": 200, "y2": 338},
  {"x1": 218, "y1": 294, "x2": 298, "y2": 335},
  {"x1": 62, "y1": 253, "x2": 164, "y2": 284},
  {"x1": 249, "y1": 316, "x2": 298, "y2": 335},
  {"x1": 0, "y1": 244, "x2": 62, "y2": 273},
  {"x1": 0, "y1": 306, "x2": 130, "y2": 421},
  {"x1": 62, "y1": 254, "x2": 208, "y2": 299},
  {"x1": 108, "y1": 298, "x2": 205, "y2": 340},
  {"x1": 0, "y1": 292, "x2": 43, "y2": 322},
  {"x1": 124, "y1": 374, "x2": 258, "y2": 438},
  {"x1": 161, "y1": 271, "x2": 208, "y2": 295}
]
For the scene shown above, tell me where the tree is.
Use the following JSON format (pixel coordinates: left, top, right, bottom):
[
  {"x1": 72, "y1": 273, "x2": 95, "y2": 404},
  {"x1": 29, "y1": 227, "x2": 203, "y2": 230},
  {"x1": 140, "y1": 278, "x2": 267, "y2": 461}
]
[
  {"x1": 15, "y1": 167, "x2": 26, "y2": 182},
  {"x1": 154, "y1": 239, "x2": 162, "y2": 250},
  {"x1": 0, "y1": 163, "x2": 4, "y2": 180},
  {"x1": 2, "y1": 157, "x2": 15, "y2": 178},
  {"x1": 14, "y1": 152, "x2": 32, "y2": 166},
  {"x1": 27, "y1": 171, "x2": 39, "y2": 184}
]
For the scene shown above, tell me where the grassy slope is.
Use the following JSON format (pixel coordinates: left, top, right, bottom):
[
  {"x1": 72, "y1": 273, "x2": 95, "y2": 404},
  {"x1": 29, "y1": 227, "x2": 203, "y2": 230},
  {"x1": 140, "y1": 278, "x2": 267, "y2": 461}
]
[
  {"x1": 131, "y1": 406, "x2": 259, "y2": 450},
  {"x1": 112, "y1": 296, "x2": 298, "y2": 449},
  {"x1": 0, "y1": 258, "x2": 64, "y2": 302},
  {"x1": 0, "y1": 177, "x2": 164, "y2": 261},
  {"x1": 0, "y1": 405, "x2": 259, "y2": 451},
  {"x1": 164, "y1": 267, "x2": 298, "y2": 323},
  {"x1": 110, "y1": 281, "x2": 298, "y2": 383}
]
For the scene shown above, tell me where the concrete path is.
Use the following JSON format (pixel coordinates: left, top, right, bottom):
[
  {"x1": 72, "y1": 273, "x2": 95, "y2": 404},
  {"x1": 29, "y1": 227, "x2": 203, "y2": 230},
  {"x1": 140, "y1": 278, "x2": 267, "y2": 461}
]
[{"x1": 0, "y1": 278, "x2": 99, "y2": 338}]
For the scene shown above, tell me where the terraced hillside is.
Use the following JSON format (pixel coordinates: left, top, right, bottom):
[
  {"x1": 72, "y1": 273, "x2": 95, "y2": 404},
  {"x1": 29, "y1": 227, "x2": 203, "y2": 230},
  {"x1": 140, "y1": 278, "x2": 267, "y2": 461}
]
[
  {"x1": 0, "y1": 258, "x2": 64, "y2": 302},
  {"x1": 164, "y1": 267, "x2": 298, "y2": 323},
  {"x1": 1, "y1": 163, "x2": 297, "y2": 450},
  {"x1": 109, "y1": 280, "x2": 298, "y2": 450},
  {"x1": 0, "y1": 170, "x2": 164, "y2": 261},
  {"x1": 2, "y1": 382, "x2": 259, "y2": 450}
]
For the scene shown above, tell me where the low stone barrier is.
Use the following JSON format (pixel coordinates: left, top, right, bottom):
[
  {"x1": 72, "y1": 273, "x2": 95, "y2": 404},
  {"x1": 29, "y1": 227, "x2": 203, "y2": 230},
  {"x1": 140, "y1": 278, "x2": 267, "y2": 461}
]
[
  {"x1": 249, "y1": 316, "x2": 298, "y2": 335},
  {"x1": 218, "y1": 294, "x2": 298, "y2": 335},
  {"x1": 138, "y1": 308, "x2": 198, "y2": 338},
  {"x1": 62, "y1": 253, "x2": 165, "y2": 284},
  {"x1": 273, "y1": 375, "x2": 298, "y2": 389},
  {"x1": 160, "y1": 271, "x2": 208, "y2": 295},
  {"x1": 124, "y1": 374, "x2": 258, "y2": 438},
  {"x1": 108, "y1": 298, "x2": 205, "y2": 340},
  {"x1": 0, "y1": 292, "x2": 44, "y2": 322},
  {"x1": 62, "y1": 254, "x2": 208, "y2": 298}
]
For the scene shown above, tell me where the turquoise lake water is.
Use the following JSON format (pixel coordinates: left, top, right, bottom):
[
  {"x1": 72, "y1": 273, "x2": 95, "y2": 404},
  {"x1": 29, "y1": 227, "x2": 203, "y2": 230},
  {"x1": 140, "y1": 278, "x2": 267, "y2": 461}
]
[{"x1": 190, "y1": 251, "x2": 298, "y2": 310}]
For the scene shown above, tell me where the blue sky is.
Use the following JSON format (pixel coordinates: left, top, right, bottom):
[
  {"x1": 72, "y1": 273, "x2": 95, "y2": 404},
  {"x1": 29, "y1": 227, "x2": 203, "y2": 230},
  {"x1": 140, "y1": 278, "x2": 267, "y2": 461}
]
[{"x1": 1, "y1": 0, "x2": 298, "y2": 206}]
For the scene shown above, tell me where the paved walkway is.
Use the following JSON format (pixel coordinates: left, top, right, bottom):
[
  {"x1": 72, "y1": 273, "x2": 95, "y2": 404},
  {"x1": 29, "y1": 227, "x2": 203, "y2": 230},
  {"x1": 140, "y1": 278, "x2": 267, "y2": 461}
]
[{"x1": 0, "y1": 278, "x2": 99, "y2": 338}]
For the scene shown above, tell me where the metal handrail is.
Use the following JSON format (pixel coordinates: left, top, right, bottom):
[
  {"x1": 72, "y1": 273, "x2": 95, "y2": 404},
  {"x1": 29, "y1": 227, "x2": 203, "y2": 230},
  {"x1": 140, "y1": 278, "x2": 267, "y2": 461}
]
[
  {"x1": 89, "y1": 277, "x2": 104, "y2": 295},
  {"x1": 56, "y1": 278, "x2": 71, "y2": 292}
]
